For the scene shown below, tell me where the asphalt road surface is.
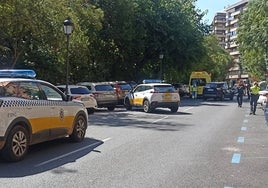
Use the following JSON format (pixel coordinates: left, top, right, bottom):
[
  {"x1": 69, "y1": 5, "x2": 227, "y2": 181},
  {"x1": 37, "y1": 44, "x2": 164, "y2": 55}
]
[{"x1": 1, "y1": 97, "x2": 268, "y2": 188}]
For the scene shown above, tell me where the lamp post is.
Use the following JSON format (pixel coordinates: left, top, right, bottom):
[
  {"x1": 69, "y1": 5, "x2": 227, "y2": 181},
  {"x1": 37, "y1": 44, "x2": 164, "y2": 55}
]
[
  {"x1": 63, "y1": 17, "x2": 73, "y2": 95},
  {"x1": 159, "y1": 53, "x2": 164, "y2": 80}
]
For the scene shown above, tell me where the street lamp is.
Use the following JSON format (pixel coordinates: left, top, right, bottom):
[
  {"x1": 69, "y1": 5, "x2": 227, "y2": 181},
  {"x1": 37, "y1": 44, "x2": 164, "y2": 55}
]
[
  {"x1": 159, "y1": 53, "x2": 164, "y2": 80},
  {"x1": 63, "y1": 17, "x2": 73, "y2": 95}
]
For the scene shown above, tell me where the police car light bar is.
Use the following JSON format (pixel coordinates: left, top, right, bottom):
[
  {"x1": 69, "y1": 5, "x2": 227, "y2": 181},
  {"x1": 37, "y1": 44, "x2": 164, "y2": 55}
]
[
  {"x1": 0, "y1": 69, "x2": 36, "y2": 78},
  {"x1": 142, "y1": 79, "x2": 164, "y2": 84}
]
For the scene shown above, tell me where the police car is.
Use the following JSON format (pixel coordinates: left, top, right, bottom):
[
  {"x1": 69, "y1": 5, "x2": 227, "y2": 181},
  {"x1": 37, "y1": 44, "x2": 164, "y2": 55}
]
[
  {"x1": 0, "y1": 69, "x2": 88, "y2": 162},
  {"x1": 124, "y1": 83, "x2": 180, "y2": 113}
]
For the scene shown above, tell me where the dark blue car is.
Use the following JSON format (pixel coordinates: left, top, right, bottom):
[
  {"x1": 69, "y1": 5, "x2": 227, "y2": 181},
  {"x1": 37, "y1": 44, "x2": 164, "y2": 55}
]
[{"x1": 203, "y1": 82, "x2": 234, "y2": 101}]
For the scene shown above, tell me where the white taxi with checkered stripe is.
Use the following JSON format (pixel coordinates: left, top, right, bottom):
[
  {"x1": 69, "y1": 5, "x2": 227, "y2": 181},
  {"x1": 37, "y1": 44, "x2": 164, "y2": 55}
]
[
  {"x1": 0, "y1": 70, "x2": 88, "y2": 162},
  {"x1": 124, "y1": 83, "x2": 180, "y2": 113}
]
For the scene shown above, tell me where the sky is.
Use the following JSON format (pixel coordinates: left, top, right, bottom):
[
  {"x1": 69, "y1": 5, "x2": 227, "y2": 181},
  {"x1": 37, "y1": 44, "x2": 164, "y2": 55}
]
[{"x1": 196, "y1": 0, "x2": 241, "y2": 23}]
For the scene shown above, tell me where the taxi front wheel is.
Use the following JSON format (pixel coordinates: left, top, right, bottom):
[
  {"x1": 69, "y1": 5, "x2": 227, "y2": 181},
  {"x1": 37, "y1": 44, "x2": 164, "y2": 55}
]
[
  {"x1": 143, "y1": 100, "x2": 152, "y2": 113},
  {"x1": 2, "y1": 125, "x2": 29, "y2": 162},
  {"x1": 70, "y1": 115, "x2": 87, "y2": 142},
  {"x1": 170, "y1": 106, "x2": 178, "y2": 113}
]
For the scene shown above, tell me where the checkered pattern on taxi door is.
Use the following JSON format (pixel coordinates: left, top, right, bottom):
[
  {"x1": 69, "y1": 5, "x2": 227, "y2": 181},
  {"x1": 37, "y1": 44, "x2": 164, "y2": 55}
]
[{"x1": 0, "y1": 99, "x2": 81, "y2": 108}]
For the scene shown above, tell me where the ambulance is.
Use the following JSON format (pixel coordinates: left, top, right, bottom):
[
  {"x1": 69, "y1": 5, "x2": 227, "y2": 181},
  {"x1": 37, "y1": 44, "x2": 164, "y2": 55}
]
[{"x1": 189, "y1": 71, "x2": 211, "y2": 97}]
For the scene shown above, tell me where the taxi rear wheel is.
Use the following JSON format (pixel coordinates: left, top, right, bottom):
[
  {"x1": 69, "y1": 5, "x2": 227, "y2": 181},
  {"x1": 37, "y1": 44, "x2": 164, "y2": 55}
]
[
  {"x1": 124, "y1": 98, "x2": 132, "y2": 110},
  {"x1": 143, "y1": 100, "x2": 152, "y2": 113},
  {"x1": 2, "y1": 125, "x2": 29, "y2": 162},
  {"x1": 70, "y1": 115, "x2": 87, "y2": 142}
]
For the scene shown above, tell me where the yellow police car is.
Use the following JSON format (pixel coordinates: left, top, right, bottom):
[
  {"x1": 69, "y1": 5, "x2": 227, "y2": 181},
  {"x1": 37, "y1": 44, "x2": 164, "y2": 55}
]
[
  {"x1": 124, "y1": 83, "x2": 180, "y2": 113},
  {"x1": 0, "y1": 69, "x2": 88, "y2": 162}
]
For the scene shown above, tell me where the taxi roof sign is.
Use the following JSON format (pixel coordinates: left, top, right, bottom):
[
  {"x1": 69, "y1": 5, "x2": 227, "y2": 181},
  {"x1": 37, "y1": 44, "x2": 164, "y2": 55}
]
[{"x1": 0, "y1": 69, "x2": 36, "y2": 78}]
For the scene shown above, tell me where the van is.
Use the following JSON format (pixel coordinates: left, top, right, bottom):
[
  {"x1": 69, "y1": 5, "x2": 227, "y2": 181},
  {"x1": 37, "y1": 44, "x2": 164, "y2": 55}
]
[{"x1": 189, "y1": 71, "x2": 211, "y2": 97}]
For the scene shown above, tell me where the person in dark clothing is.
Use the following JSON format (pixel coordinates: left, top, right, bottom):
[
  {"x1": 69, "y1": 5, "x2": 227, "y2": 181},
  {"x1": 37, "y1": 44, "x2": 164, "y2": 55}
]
[
  {"x1": 246, "y1": 81, "x2": 251, "y2": 99},
  {"x1": 237, "y1": 80, "x2": 245, "y2": 107}
]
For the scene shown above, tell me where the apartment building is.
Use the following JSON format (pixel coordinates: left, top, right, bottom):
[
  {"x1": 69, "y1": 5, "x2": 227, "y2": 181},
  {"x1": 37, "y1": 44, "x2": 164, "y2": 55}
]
[
  {"x1": 211, "y1": 0, "x2": 249, "y2": 83},
  {"x1": 211, "y1": 12, "x2": 226, "y2": 49},
  {"x1": 225, "y1": 0, "x2": 249, "y2": 82}
]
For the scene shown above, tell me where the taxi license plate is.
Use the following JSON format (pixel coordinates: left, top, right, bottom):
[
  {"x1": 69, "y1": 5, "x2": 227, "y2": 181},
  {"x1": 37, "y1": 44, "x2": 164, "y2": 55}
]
[{"x1": 163, "y1": 93, "x2": 172, "y2": 101}]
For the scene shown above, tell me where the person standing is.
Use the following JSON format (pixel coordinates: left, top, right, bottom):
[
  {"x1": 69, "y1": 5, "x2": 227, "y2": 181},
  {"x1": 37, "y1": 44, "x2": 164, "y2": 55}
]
[
  {"x1": 246, "y1": 81, "x2": 251, "y2": 99},
  {"x1": 250, "y1": 82, "x2": 260, "y2": 115},
  {"x1": 191, "y1": 83, "x2": 197, "y2": 99},
  {"x1": 237, "y1": 80, "x2": 245, "y2": 107}
]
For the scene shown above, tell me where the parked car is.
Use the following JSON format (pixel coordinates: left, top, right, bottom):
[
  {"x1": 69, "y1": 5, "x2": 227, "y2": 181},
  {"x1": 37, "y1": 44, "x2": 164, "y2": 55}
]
[
  {"x1": 77, "y1": 82, "x2": 117, "y2": 111},
  {"x1": 203, "y1": 82, "x2": 234, "y2": 101},
  {"x1": 109, "y1": 81, "x2": 132, "y2": 105},
  {"x1": 257, "y1": 81, "x2": 268, "y2": 107},
  {"x1": 0, "y1": 69, "x2": 88, "y2": 162},
  {"x1": 56, "y1": 85, "x2": 97, "y2": 114},
  {"x1": 264, "y1": 101, "x2": 268, "y2": 125},
  {"x1": 172, "y1": 83, "x2": 190, "y2": 97},
  {"x1": 124, "y1": 83, "x2": 180, "y2": 113}
]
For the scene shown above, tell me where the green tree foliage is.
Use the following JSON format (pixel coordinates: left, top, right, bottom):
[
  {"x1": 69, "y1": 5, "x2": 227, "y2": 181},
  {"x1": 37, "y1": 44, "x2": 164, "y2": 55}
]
[
  {"x1": 0, "y1": 0, "x2": 103, "y2": 83},
  {"x1": 238, "y1": 0, "x2": 268, "y2": 80},
  {"x1": 90, "y1": 0, "x2": 208, "y2": 82},
  {"x1": 0, "y1": 0, "x2": 227, "y2": 84},
  {"x1": 199, "y1": 35, "x2": 232, "y2": 81}
]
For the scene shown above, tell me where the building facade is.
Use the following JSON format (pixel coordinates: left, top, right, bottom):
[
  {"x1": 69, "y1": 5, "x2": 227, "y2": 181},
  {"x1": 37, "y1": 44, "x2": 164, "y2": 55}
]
[
  {"x1": 211, "y1": 12, "x2": 226, "y2": 49},
  {"x1": 211, "y1": 0, "x2": 249, "y2": 84},
  {"x1": 225, "y1": 0, "x2": 249, "y2": 82}
]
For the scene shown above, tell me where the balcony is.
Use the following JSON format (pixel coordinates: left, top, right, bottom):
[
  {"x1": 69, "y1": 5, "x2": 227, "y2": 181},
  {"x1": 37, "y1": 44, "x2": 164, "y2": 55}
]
[
  {"x1": 230, "y1": 27, "x2": 237, "y2": 32},
  {"x1": 230, "y1": 51, "x2": 240, "y2": 56},
  {"x1": 230, "y1": 35, "x2": 237, "y2": 40},
  {"x1": 214, "y1": 26, "x2": 225, "y2": 30},
  {"x1": 231, "y1": 10, "x2": 242, "y2": 17},
  {"x1": 214, "y1": 19, "x2": 226, "y2": 24},
  {"x1": 230, "y1": 43, "x2": 238, "y2": 48},
  {"x1": 230, "y1": 18, "x2": 239, "y2": 25}
]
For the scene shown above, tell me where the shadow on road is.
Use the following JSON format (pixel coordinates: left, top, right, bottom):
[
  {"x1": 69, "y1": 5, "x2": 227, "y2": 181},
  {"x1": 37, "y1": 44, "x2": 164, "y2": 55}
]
[{"x1": 0, "y1": 137, "x2": 103, "y2": 177}]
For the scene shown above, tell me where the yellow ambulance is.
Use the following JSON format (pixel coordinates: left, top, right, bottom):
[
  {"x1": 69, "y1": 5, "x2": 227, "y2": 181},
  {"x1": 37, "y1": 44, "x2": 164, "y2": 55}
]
[{"x1": 189, "y1": 71, "x2": 211, "y2": 97}]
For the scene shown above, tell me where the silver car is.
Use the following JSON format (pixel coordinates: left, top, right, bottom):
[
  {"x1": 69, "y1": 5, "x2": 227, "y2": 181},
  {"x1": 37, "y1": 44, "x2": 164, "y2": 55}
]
[
  {"x1": 57, "y1": 85, "x2": 97, "y2": 114},
  {"x1": 77, "y1": 82, "x2": 118, "y2": 111}
]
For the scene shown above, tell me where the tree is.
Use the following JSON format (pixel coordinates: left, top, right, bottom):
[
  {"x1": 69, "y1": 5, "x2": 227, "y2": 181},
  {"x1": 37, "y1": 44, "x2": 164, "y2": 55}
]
[
  {"x1": 199, "y1": 35, "x2": 232, "y2": 81},
  {"x1": 238, "y1": 0, "x2": 268, "y2": 80},
  {"x1": 0, "y1": 0, "x2": 103, "y2": 83}
]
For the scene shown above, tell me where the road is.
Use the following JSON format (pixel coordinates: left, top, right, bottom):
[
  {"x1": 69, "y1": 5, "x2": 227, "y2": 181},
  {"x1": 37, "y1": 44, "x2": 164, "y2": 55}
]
[{"x1": 0, "y1": 97, "x2": 268, "y2": 188}]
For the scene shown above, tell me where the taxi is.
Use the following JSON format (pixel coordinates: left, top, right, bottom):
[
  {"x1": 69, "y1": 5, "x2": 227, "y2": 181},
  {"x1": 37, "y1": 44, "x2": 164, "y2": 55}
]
[
  {"x1": 0, "y1": 69, "x2": 88, "y2": 162},
  {"x1": 124, "y1": 83, "x2": 180, "y2": 113}
]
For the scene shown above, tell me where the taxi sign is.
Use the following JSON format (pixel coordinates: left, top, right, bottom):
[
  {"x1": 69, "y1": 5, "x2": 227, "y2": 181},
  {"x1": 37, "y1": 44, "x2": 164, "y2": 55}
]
[{"x1": 0, "y1": 69, "x2": 36, "y2": 78}]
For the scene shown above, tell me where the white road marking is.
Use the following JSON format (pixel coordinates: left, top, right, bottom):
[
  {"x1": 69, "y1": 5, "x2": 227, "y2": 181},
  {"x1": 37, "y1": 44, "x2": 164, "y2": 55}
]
[
  {"x1": 152, "y1": 116, "x2": 168, "y2": 123},
  {"x1": 35, "y1": 137, "x2": 111, "y2": 167},
  {"x1": 102, "y1": 137, "x2": 112, "y2": 142},
  {"x1": 183, "y1": 107, "x2": 194, "y2": 111}
]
